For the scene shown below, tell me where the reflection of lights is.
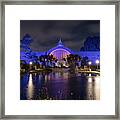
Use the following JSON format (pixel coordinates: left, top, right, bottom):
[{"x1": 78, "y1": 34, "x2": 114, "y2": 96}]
[
  {"x1": 27, "y1": 74, "x2": 34, "y2": 99},
  {"x1": 39, "y1": 74, "x2": 42, "y2": 81},
  {"x1": 96, "y1": 60, "x2": 99, "y2": 64},
  {"x1": 45, "y1": 75, "x2": 48, "y2": 82},
  {"x1": 34, "y1": 73, "x2": 37, "y2": 76},
  {"x1": 47, "y1": 74, "x2": 51, "y2": 80},
  {"x1": 88, "y1": 61, "x2": 92, "y2": 65},
  {"x1": 88, "y1": 78, "x2": 92, "y2": 83},
  {"x1": 94, "y1": 76, "x2": 100, "y2": 99},
  {"x1": 28, "y1": 74, "x2": 33, "y2": 86},
  {"x1": 63, "y1": 72, "x2": 68, "y2": 80},
  {"x1": 95, "y1": 76, "x2": 100, "y2": 84},
  {"x1": 89, "y1": 74, "x2": 91, "y2": 76},
  {"x1": 29, "y1": 61, "x2": 32, "y2": 65}
]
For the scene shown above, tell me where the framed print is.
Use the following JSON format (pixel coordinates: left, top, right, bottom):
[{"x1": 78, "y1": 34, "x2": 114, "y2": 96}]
[{"x1": 0, "y1": 0, "x2": 119, "y2": 119}]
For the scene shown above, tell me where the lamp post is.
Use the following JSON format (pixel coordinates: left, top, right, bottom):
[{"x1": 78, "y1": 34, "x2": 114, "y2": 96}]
[
  {"x1": 29, "y1": 61, "x2": 32, "y2": 71},
  {"x1": 88, "y1": 61, "x2": 92, "y2": 71},
  {"x1": 96, "y1": 60, "x2": 99, "y2": 70}
]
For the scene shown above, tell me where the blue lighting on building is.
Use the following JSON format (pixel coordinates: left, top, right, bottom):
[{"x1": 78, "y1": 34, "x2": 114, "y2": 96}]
[{"x1": 20, "y1": 35, "x2": 100, "y2": 65}]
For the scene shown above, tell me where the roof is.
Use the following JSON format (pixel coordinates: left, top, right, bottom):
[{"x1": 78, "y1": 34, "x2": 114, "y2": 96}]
[{"x1": 47, "y1": 38, "x2": 72, "y2": 55}]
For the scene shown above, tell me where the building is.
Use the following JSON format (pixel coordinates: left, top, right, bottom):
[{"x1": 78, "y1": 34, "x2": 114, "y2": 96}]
[
  {"x1": 47, "y1": 39, "x2": 72, "y2": 61},
  {"x1": 20, "y1": 38, "x2": 100, "y2": 65}
]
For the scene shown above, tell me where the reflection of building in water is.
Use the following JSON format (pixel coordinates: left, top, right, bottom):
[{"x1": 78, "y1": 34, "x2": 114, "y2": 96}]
[{"x1": 46, "y1": 71, "x2": 69, "y2": 100}]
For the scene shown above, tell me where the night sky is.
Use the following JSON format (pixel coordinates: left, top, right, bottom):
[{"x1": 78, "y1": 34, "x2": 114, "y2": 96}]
[{"x1": 20, "y1": 20, "x2": 100, "y2": 52}]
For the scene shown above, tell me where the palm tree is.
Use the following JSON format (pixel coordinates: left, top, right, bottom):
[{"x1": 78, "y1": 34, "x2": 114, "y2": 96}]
[
  {"x1": 66, "y1": 54, "x2": 81, "y2": 67},
  {"x1": 81, "y1": 56, "x2": 89, "y2": 68}
]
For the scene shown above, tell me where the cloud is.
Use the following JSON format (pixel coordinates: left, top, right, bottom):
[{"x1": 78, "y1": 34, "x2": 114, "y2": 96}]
[{"x1": 20, "y1": 20, "x2": 100, "y2": 51}]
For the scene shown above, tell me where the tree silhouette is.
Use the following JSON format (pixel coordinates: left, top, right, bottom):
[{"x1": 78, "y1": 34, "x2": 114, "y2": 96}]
[
  {"x1": 80, "y1": 36, "x2": 100, "y2": 51},
  {"x1": 20, "y1": 34, "x2": 37, "y2": 62},
  {"x1": 81, "y1": 56, "x2": 89, "y2": 68}
]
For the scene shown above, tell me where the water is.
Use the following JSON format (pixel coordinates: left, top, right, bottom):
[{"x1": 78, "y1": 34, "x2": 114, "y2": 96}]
[{"x1": 20, "y1": 69, "x2": 100, "y2": 100}]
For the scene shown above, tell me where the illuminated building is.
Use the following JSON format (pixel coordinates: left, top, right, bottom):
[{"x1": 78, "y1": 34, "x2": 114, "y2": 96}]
[
  {"x1": 47, "y1": 39, "x2": 72, "y2": 61},
  {"x1": 20, "y1": 38, "x2": 100, "y2": 65}
]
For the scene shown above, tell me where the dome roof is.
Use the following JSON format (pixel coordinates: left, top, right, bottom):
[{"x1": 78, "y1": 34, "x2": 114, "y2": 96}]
[
  {"x1": 47, "y1": 39, "x2": 72, "y2": 54},
  {"x1": 47, "y1": 39, "x2": 72, "y2": 60}
]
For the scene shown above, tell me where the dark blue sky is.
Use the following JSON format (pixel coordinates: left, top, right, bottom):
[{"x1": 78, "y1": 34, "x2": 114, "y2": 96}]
[{"x1": 20, "y1": 20, "x2": 100, "y2": 52}]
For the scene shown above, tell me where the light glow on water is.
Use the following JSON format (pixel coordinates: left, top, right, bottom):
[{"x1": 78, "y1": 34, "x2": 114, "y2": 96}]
[
  {"x1": 21, "y1": 71, "x2": 100, "y2": 100},
  {"x1": 27, "y1": 74, "x2": 34, "y2": 99},
  {"x1": 94, "y1": 76, "x2": 100, "y2": 99},
  {"x1": 88, "y1": 77, "x2": 92, "y2": 83},
  {"x1": 89, "y1": 74, "x2": 91, "y2": 76}
]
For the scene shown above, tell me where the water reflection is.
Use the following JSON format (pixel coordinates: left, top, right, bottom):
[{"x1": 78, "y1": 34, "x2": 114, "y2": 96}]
[
  {"x1": 20, "y1": 70, "x2": 100, "y2": 100},
  {"x1": 27, "y1": 74, "x2": 34, "y2": 99}
]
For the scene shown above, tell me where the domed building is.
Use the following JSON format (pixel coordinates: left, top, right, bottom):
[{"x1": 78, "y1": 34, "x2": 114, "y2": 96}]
[
  {"x1": 20, "y1": 35, "x2": 100, "y2": 65},
  {"x1": 47, "y1": 39, "x2": 72, "y2": 61}
]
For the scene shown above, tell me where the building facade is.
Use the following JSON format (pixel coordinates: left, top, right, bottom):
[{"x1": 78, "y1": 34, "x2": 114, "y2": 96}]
[{"x1": 21, "y1": 39, "x2": 100, "y2": 65}]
